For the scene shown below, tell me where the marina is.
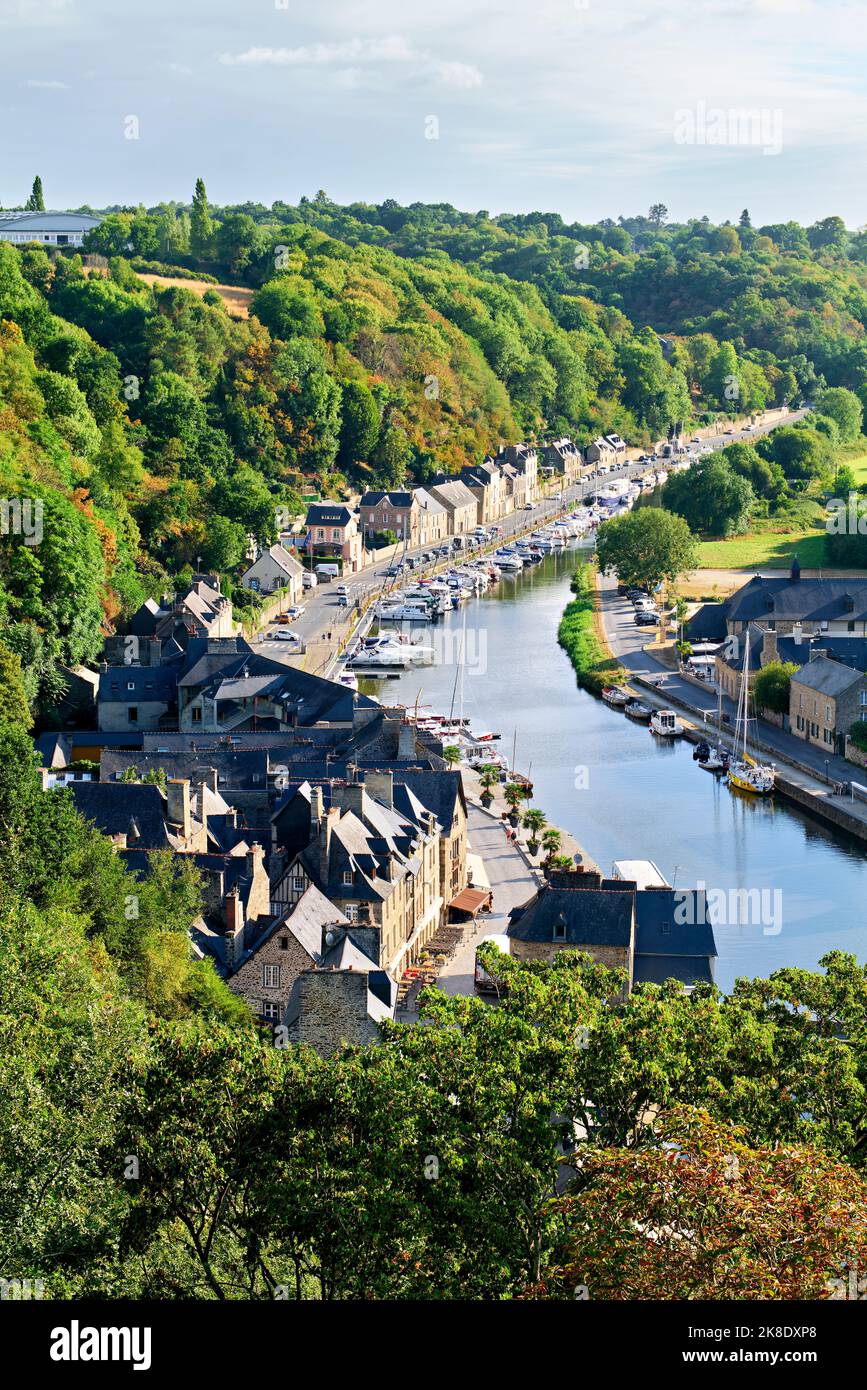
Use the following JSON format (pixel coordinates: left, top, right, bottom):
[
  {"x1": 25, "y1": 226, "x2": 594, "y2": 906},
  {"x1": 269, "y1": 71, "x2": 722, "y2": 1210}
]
[{"x1": 358, "y1": 540, "x2": 867, "y2": 993}]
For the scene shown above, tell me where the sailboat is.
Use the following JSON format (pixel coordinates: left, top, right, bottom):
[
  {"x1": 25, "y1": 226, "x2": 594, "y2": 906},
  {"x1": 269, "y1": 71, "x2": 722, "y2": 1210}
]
[
  {"x1": 727, "y1": 638, "x2": 775, "y2": 795},
  {"x1": 697, "y1": 678, "x2": 728, "y2": 772}
]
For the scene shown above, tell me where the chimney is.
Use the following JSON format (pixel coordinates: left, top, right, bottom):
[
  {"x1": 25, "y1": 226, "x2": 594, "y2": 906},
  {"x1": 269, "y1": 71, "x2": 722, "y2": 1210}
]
[
  {"x1": 793, "y1": 622, "x2": 803, "y2": 646},
  {"x1": 338, "y1": 779, "x2": 366, "y2": 818},
  {"x1": 365, "y1": 769, "x2": 394, "y2": 808},
  {"x1": 166, "y1": 778, "x2": 192, "y2": 841},
  {"x1": 843, "y1": 593, "x2": 855, "y2": 612},
  {"x1": 246, "y1": 842, "x2": 265, "y2": 882},
  {"x1": 790, "y1": 555, "x2": 801, "y2": 583},
  {"x1": 398, "y1": 721, "x2": 416, "y2": 759},
  {"x1": 809, "y1": 648, "x2": 828, "y2": 662},
  {"x1": 761, "y1": 629, "x2": 778, "y2": 665},
  {"x1": 309, "y1": 784, "x2": 324, "y2": 826},
  {"x1": 319, "y1": 805, "x2": 339, "y2": 880},
  {"x1": 224, "y1": 888, "x2": 245, "y2": 968}
]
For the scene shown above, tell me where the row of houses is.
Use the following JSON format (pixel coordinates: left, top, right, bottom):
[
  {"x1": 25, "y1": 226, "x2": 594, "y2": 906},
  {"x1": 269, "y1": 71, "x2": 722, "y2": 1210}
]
[
  {"x1": 690, "y1": 559, "x2": 867, "y2": 758},
  {"x1": 39, "y1": 641, "x2": 473, "y2": 1052}
]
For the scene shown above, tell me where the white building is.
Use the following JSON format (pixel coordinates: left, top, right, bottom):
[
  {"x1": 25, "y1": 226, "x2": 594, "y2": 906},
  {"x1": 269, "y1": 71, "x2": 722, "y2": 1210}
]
[
  {"x1": 0, "y1": 211, "x2": 102, "y2": 248},
  {"x1": 241, "y1": 543, "x2": 303, "y2": 602}
]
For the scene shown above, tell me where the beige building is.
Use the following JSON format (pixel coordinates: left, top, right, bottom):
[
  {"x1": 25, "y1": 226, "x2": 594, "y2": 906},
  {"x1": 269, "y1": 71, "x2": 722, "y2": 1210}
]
[
  {"x1": 241, "y1": 543, "x2": 303, "y2": 603},
  {"x1": 414, "y1": 488, "x2": 449, "y2": 546},
  {"x1": 428, "y1": 479, "x2": 478, "y2": 534}
]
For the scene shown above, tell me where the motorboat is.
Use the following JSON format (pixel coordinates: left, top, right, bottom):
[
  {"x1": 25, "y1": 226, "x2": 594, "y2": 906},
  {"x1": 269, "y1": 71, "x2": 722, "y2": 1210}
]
[
  {"x1": 624, "y1": 699, "x2": 652, "y2": 722},
  {"x1": 649, "y1": 709, "x2": 684, "y2": 737},
  {"x1": 601, "y1": 686, "x2": 630, "y2": 707}
]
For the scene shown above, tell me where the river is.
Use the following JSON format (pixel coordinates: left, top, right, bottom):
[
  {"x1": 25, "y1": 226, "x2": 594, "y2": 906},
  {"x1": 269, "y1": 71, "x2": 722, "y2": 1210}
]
[{"x1": 359, "y1": 542, "x2": 867, "y2": 992}]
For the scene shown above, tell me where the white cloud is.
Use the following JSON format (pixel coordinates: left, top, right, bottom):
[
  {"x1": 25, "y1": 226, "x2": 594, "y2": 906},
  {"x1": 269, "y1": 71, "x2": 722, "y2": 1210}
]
[
  {"x1": 217, "y1": 34, "x2": 482, "y2": 88},
  {"x1": 25, "y1": 77, "x2": 68, "y2": 89}
]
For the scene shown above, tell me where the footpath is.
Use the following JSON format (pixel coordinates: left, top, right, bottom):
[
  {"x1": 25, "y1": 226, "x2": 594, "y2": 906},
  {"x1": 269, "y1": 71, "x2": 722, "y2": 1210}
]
[{"x1": 597, "y1": 578, "x2": 867, "y2": 844}]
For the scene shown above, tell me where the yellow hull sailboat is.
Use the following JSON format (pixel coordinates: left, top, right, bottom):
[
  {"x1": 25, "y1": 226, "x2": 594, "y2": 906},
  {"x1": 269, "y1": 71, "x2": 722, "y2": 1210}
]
[{"x1": 726, "y1": 636, "x2": 775, "y2": 796}]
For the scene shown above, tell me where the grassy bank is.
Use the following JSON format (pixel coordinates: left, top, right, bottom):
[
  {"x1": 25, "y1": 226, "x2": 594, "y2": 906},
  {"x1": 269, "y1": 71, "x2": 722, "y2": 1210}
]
[{"x1": 558, "y1": 564, "x2": 627, "y2": 695}]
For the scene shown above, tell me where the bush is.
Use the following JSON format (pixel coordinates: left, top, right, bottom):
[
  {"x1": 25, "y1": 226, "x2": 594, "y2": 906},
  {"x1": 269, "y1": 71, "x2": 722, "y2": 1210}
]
[{"x1": 557, "y1": 564, "x2": 627, "y2": 695}]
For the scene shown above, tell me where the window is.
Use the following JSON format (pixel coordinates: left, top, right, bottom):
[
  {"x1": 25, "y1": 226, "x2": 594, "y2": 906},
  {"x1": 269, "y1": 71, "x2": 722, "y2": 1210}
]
[
  {"x1": 860, "y1": 691, "x2": 867, "y2": 709},
  {"x1": 826, "y1": 704, "x2": 832, "y2": 724},
  {"x1": 848, "y1": 621, "x2": 856, "y2": 632},
  {"x1": 553, "y1": 916, "x2": 567, "y2": 941},
  {"x1": 332, "y1": 529, "x2": 341, "y2": 541},
  {"x1": 128, "y1": 706, "x2": 138, "y2": 723},
  {"x1": 279, "y1": 936, "x2": 288, "y2": 951},
  {"x1": 346, "y1": 904, "x2": 359, "y2": 923},
  {"x1": 292, "y1": 874, "x2": 304, "y2": 892},
  {"x1": 127, "y1": 681, "x2": 135, "y2": 691},
  {"x1": 343, "y1": 869, "x2": 353, "y2": 885},
  {"x1": 316, "y1": 528, "x2": 325, "y2": 540},
  {"x1": 262, "y1": 964, "x2": 281, "y2": 988},
  {"x1": 192, "y1": 707, "x2": 202, "y2": 723},
  {"x1": 261, "y1": 1001, "x2": 280, "y2": 1021}
]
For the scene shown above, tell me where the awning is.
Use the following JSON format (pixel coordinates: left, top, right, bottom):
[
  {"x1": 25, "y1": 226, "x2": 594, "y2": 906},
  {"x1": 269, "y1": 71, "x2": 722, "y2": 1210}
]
[{"x1": 449, "y1": 887, "x2": 493, "y2": 913}]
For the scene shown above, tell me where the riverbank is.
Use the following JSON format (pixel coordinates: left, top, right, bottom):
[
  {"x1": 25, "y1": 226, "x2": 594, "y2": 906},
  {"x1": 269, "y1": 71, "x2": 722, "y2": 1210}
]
[{"x1": 557, "y1": 563, "x2": 627, "y2": 695}]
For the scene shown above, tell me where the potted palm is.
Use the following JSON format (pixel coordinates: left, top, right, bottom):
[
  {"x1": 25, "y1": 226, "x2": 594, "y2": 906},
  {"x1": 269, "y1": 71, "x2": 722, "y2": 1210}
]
[
  {"x1": 503, "y1": 782, "x2": 526, "y2": 827},
  {"x1": 478, "y1": 763, "x2": 500, "y2": 808},
  {"x1": 541, "y1": 827, "x2": 562, "y2": 874},
  {"x1": 522, "y1": 807, "x2": 547, "y2": 856},
  {"x1": 442, "y1": 744, "x2": 462, "y2": 767}
]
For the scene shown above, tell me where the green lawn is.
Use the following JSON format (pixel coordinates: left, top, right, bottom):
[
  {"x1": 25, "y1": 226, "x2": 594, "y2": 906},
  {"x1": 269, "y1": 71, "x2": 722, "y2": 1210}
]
[{"x1": 696, "y1": 530, "x2": 828, "y2": 570}]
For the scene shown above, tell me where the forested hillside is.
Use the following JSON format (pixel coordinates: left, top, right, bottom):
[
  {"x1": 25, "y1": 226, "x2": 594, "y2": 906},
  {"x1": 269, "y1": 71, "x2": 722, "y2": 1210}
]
[{"x1": 3, "y1": 187, "x2": 867, "y2": 709}]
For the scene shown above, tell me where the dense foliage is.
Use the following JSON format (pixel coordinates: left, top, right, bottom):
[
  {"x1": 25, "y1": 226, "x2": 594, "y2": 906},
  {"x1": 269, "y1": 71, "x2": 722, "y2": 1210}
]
[{"x1": 4, "y1": 190, "x2": 867, "y2": 703}]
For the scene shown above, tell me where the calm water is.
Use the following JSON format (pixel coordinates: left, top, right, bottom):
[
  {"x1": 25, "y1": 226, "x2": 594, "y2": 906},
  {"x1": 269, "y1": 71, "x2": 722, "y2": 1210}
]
[{"x1": 361, "y1": 544, "x2": 867, "y2": 991}]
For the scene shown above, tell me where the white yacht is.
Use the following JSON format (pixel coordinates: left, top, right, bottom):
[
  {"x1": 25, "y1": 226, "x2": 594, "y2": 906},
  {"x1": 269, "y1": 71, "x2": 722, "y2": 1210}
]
[{"x1": 649, "y1": 709, "x2": 685, "y2": 738}]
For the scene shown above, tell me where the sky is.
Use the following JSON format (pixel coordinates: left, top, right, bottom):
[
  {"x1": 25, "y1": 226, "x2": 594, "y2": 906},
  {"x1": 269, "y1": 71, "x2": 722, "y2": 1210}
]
[{"x1": 1, "y1": 0, "x2": 866, "y2": 226}]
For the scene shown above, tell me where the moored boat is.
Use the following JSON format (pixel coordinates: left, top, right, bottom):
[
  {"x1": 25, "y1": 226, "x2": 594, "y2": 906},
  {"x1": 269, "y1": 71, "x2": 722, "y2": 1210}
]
[
  {"x1": 601, "y1": 685, "x2": 630, "y2": 707},
  {"x1": 624, "y1": 699, "x2": 651, "y2": 721},
  {"x1": 649, "y1": 709, "x2": 684, "y2": 737}
]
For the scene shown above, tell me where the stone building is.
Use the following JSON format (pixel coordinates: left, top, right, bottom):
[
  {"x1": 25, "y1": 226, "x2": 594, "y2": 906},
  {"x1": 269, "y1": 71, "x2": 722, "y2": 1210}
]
[
  {"x1": 507, "y1": 870, "x2": 716, "y2": 995},
  {"x1": 789, "y1": 654, "x2": 867, "y2": 755}
]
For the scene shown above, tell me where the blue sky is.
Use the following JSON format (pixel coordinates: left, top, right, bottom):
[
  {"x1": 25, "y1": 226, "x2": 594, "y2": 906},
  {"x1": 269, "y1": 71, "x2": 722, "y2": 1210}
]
[{"x1": 1, "y1": 0, "x2": 865, "y2": 225}]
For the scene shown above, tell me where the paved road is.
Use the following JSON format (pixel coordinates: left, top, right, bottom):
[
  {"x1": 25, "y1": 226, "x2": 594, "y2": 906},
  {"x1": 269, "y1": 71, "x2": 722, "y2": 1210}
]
[
  {"x1": 598, "y1": 574, "x2": 862, "y2": 788},
  {"x1": 250, "y1": 404, "x2": 809, "y2": 666},
  {"x1": 437, "y1": 803, "x2": 539, "y2": 997}
]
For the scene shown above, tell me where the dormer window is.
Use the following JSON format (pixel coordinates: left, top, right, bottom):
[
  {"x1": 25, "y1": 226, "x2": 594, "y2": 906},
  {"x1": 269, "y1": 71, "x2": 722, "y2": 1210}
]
[
  {"x1": 343, "y1": 869, "x2": 353, "y2": 886},
  {"x1": 553, "y1": 914, "x2": 567, "y2": 941}
]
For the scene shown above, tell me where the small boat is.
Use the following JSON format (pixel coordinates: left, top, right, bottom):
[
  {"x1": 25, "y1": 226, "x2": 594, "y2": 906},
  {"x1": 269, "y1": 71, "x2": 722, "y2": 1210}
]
[
  {"x1": 649, "y1": 709, "x2": 684, "y2": 737},
  {"x1": 601, "y1": 686, "x2": 630, "y2": 707},
  {"x1": 699, "y1": 748, "x2": 728, "y2": 773},
  {"x1": 624, "y1": 699, "x2": 651, "y2": 722}
]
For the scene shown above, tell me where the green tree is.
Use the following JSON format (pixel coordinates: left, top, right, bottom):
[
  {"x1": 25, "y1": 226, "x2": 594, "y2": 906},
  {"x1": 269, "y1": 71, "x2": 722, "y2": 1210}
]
[
  {"x1": 754, "y1": 660, "x2": 799, "y2": 715},
  {"x1": 190, "y1": 177, "x2": 215, "y2": 260},
  {"x1": 338, "y1": 380, "x2": 380, "y2": 469},
  {"x1": 25, "y1": 176, "x2": 45, "y2": 212},
  {"x1": 0, "y1": 639, "x2": 32, "y2": 730},
  {"x1": 663, "y1": 455, "x2": 755, "y2": 536},
  {"x1": 595, "y1": 507, "x2": 698, "y2": 589},
  {"x1": 818, "y1": 387, "x2": 863, "y2": 443}
]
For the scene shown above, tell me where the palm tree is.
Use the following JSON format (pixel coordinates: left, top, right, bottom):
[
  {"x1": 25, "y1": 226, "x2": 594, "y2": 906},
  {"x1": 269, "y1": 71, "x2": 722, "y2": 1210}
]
[
  {"x1": 541, "y1": 827, "x2": 562, "y2": 859},
  {"x1": 443, "y1": 744, "x2": 461, "y2": 766},
  {"x1": 503, "y1": 781, "x2": 526, "y2": 825},
  {"x1": 522, "y1": 807, "x2": 547, "y2": 855},
  {"x1": 478, "y1": 762, "x2": 500, "y2": 806}
]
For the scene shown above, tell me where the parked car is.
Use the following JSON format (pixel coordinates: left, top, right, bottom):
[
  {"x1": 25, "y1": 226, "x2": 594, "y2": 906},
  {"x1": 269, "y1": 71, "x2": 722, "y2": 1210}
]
[
  {"x1": 302, "y1": 571, "x2": 318, "y2": 589},
  {"x1": 634, "y1": 612, "x2": 658, "y2": 626},
  {"x1": 335, "y1": 583, "x2": 350, "y2": 595},
  {"x1": 285, "y1": 604, "x2": 305, "y2": 619},
  {"x1": 275, "y1": 629, "x2": 301, "y2": 642}
]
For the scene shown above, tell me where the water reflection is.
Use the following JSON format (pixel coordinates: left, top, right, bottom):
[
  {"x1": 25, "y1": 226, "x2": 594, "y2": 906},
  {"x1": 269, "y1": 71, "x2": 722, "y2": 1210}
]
[{"x1": 362, "y1": 543, "x2": 867, "y2": 990}]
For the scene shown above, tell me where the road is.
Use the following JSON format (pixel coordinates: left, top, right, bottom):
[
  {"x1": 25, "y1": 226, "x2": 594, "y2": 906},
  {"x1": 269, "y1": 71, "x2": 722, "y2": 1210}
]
[
  {"x1": 251, "y1": 405, "x2": 809, "y2": 668},
  {"x1": 435, "y1": 803, "x2": 539, "y2": 997}
]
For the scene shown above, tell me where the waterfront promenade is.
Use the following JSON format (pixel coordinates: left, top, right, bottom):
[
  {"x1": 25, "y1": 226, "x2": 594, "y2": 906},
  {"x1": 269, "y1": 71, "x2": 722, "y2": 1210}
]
[{"x1": 597, "y1": 574, "x2": 867, "y2": 841}]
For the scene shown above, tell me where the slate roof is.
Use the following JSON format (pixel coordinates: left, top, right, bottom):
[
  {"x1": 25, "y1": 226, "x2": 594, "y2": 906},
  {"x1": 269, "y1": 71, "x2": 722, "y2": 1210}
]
[
  {"x1": 726, "y1": 573, "x2": 867, "y2": 625},
  {"x1": 790, "y1": 654, "x2": 866, "y2": 697},
  {"x1": 686, "y1": 603, "x2": 729, "y2": 644},
  {"x1": 429, "y1": 480, "x2": 477, "y2": 510},
  {"x1": 359, "y1": 491, "x2": 415, "y2": 508},
  {"x1": 98, "y1": 667, "x2": 178, "y2": 703},
  {"x1": 101, "y1": 746, "x2": 269, "y2": 791},
  {"x1": 244, "y1": 543, "x2": 303, "y2": 579},
  {"x1": 305, "y1": 503, "x2": 354, "y2": 528},
  {"x1": 507, "y1": 883, "x2": 634, "y2": 947},
  {"x1": 414, "y1": 487, "x2": 447, "y2": 514},
  {"x1": 777, "y1": 635, "x2": 867, "y2": 673},
  {"x1": 634, "y1": 889, "x2": 717, "y2": 959},
  {"x1": 69, "y1": 782, "x2": 170, "y2": 848}
]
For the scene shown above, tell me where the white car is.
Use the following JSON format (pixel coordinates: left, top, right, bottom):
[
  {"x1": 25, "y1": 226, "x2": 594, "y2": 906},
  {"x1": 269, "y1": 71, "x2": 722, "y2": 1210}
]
[
  {"x1": 275, "y1": 629, "x2": 300, "y2": 643},
  {"x1": 285, "y1": 604, "x2": 306, "y2": 619}
]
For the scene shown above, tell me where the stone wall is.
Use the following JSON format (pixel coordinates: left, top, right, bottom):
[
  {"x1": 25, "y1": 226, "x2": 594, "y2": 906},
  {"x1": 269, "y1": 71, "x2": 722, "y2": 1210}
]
[{"x1": 290, "y1": 970, "x2": 380, "y2": 1055}]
